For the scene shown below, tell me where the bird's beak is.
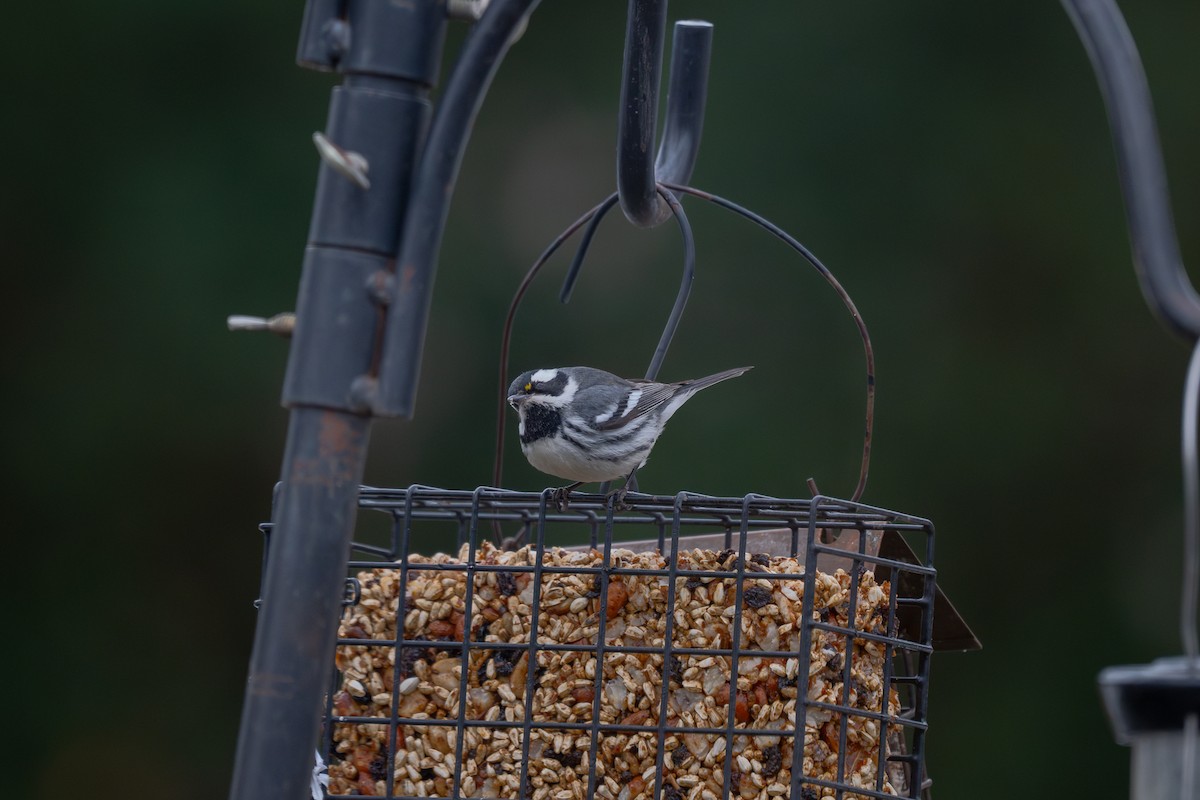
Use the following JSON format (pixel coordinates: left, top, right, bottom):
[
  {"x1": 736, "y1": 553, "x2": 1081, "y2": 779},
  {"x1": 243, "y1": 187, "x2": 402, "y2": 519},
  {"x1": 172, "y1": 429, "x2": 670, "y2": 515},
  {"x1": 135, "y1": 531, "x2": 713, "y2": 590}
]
[{"x1": 507, "y1": 394, "x2": 525, "y2": 410}]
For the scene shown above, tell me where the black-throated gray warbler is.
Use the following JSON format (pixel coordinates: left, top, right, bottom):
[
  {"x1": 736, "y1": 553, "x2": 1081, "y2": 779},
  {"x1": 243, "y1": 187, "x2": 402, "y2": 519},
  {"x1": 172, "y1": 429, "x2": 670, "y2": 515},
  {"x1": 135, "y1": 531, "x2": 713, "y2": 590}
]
[{"x1": 506, "y1": 365, "x2": 752, "y2": 502}]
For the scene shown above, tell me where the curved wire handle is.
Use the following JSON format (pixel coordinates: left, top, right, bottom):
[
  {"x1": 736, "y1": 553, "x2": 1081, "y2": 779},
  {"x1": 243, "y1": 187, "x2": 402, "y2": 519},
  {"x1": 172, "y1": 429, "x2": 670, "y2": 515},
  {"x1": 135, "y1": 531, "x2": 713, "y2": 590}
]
[
  {"x1": 665, "y1": 182, "x2": 875, "y2": 504},
  {"x1": 559, "y1": 189, "x2": 694, "y2": 383},
  {"x1": 493, "y1": 181, "x2": 876, "y2": 514}
]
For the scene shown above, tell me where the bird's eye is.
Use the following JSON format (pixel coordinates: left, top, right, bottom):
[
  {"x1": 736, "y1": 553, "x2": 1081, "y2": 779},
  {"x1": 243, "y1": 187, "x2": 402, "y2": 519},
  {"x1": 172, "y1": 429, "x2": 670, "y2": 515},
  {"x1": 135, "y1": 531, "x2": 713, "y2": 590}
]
[{"x1": 524, "y1": 382, "x2": 533, "y2": 393}]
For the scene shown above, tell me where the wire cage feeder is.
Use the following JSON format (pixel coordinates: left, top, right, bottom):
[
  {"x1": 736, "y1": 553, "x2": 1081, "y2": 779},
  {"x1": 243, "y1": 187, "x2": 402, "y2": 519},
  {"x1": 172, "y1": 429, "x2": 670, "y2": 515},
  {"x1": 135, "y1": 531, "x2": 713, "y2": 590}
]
[
  {"x1": 231, "y1": 2, "x2": 987, "y2": 799},
  {"x1": 257, "y1": 487, "x2": 957, "y2": 800},
  {"x1": 224, "y1": 1, "x2": 1200, "y2": 798}
]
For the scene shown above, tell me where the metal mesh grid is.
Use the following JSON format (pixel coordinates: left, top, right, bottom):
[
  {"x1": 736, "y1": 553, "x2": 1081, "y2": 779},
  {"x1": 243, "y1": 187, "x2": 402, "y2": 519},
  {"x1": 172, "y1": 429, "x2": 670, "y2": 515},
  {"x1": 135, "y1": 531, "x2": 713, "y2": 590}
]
[{"x1": 260, "y1": 487, "x2": 935, "y2": 800}]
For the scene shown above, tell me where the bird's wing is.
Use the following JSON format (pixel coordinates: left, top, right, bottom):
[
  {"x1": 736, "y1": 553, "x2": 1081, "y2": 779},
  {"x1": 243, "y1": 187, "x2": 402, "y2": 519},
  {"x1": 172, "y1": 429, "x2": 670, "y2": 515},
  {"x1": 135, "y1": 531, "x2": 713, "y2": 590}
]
[{"x1": 591, "y1": 381, "x2": 677, "y2": 431}]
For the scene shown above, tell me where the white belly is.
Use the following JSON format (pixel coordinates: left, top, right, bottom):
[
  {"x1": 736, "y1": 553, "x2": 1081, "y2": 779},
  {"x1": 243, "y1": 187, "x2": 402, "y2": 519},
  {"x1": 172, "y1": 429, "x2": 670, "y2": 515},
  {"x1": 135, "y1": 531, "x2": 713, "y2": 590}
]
[{"x1": 521, "y1": 433, "x2": 646, "y2": 484}]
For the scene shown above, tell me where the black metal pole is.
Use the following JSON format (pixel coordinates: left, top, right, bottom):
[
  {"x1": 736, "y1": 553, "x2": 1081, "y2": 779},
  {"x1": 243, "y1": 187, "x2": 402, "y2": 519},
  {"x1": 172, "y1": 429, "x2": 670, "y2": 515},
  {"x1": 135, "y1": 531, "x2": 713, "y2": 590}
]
[
  {"x1": 228, "y1": 1, "x2": 448, "y2": 797},
  {"x1": 231, "y1": 409, "x2": 371, "y2": 800}
]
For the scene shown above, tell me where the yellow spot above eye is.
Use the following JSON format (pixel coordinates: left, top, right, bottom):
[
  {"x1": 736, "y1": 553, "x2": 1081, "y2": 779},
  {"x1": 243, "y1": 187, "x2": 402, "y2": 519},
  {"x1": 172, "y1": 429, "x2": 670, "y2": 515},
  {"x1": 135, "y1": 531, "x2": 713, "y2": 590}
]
[{"x1": 524, "y1": 383, "x2": 533, "y2": 392}]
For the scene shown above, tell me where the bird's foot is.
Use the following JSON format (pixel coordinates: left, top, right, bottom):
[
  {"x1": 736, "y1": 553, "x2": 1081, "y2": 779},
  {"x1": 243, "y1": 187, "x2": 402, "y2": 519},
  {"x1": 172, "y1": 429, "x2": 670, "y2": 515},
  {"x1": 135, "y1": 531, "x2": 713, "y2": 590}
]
[
  {"x1": 606, "y1": 473, "x2": 639, "y2": 512},
  {"x1": 606, "y1": 486, "x2": 630, "y2": 512},
  {"x1": 549, "y1": 482, "x2": 582, "y2": 512}
]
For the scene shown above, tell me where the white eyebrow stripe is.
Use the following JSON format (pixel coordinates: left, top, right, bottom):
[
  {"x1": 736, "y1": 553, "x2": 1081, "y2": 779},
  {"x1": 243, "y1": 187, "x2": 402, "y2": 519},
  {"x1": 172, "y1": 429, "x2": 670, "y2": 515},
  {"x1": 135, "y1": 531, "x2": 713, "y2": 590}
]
[
  {"x1": 535, "y1": 375, "x2": 578, "y2": 408},
  {"x1": 530, "y1": 368, "x2": 559, "y2": 383},
  {"x1": 594, "y1": 403, "x2": 619, "y2": 425},
  {"x1": 620, "y1": 389, "x2": 642, "y2": 418}
]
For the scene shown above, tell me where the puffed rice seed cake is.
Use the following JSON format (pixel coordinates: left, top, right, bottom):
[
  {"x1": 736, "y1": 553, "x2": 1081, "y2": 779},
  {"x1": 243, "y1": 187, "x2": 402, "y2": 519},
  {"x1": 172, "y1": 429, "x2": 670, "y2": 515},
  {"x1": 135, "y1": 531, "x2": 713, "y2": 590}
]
[{"x1": 328, "y1": 542, "x2": 902, "y2": 799}]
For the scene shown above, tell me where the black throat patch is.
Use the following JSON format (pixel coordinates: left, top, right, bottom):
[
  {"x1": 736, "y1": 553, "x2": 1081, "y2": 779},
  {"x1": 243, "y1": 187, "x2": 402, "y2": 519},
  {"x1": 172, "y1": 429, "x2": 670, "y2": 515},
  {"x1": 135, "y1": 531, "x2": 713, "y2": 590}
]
[{"x1": 520, "y1": 404, "x2": 562, "y2": 444}]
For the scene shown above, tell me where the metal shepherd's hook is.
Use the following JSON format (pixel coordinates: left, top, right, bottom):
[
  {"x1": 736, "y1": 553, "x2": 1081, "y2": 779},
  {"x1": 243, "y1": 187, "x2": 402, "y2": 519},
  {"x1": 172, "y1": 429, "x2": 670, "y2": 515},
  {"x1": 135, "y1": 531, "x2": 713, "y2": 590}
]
[
  {"x1": 1063, "y1": 2, "x2": 1200, "y2": 798},
  {"x1": 616, "y1": 0, "x2": 711, "y2": 230}
]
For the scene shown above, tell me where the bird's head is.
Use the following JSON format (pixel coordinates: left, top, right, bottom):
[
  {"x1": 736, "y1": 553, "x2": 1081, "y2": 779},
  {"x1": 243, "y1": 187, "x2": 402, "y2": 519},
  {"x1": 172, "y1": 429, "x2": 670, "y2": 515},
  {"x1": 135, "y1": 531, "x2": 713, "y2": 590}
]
[{"x1": 507, "y1": 368, "x2": 575, "y2": 410}]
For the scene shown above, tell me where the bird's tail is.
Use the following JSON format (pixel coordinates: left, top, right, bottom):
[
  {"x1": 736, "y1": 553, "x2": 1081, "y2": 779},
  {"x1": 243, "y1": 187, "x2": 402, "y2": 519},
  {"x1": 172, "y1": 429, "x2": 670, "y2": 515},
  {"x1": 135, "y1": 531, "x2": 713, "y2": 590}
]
[
  {"x1": 659, "y1": 366, "x2": 753, "y2": 424},
  {"x1": 683, "y1": 365, "x2": 754, "y2": 393}
]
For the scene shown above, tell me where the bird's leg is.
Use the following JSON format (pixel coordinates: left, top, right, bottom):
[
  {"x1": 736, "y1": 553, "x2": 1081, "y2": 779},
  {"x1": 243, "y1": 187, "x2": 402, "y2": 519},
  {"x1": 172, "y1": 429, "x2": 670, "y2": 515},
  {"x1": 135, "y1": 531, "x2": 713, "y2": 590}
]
[
  {"x1": 607, "y1": 469, "x2": 640, "y2": 511},
  {"x1": 550, "y1": 481, "x2": 583, "y2": 512}
]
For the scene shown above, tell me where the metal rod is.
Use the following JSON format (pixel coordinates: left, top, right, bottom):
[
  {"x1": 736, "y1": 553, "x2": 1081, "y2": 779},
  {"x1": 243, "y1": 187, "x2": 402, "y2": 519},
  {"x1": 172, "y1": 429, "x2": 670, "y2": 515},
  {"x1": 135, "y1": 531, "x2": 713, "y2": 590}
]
[
  {"x1": 325, "y1": 710, "x2": 924, "y2": 736},
  {"x1": 1182, "y1": 338, "x2": 1200, "y2": 662},
  {"x1": 560, "y1": 193, "x2": 620, "y2": 303},
  {"x1": 648, "y1": 496, "x2": 685, "y2": 800},
  {"x1": 450, "y1": 491, "x2": 485, "y2": 799},
  {"x1": 790, "y1": 497, "x2": 822, "y2": 800},
  {"x1": 376, "y1": 0, "x2": 542, "y2": 417},
  {"x1": 1060, "y1": 0, "x2": 1200, "y2": 341},
  {"x1": 653, "y1": 21, "x2": 712, "y2": 188},
  {"x1": 719, "y1": 496, "x2": 755, "y2": 800},
  {"x1": 644, "y1": 186, "x2": 694, "y2": 380},
  {"x1": 582, "y1": 505, "x2": 617, "y2": 800}
]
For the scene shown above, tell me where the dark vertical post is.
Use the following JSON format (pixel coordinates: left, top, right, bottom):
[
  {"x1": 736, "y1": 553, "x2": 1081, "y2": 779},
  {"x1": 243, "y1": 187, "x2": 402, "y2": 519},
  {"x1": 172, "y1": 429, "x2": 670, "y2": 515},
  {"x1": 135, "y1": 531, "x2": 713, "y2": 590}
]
[{"x1": 228, "y1": 2, "x2": 448, "y2": 798}]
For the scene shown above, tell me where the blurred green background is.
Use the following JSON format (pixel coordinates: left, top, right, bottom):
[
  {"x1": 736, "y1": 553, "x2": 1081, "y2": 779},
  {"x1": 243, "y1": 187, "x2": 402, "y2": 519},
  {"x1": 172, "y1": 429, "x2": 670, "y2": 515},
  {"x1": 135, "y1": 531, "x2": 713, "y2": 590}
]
[{"x1": 8, "y1": 0, "x2": 1199, "y2": 797}]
